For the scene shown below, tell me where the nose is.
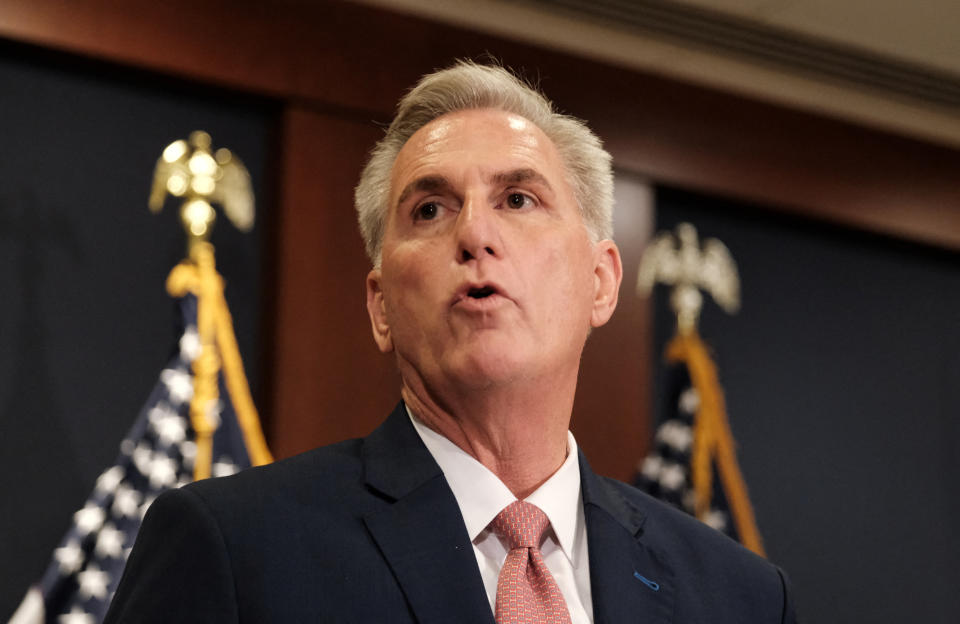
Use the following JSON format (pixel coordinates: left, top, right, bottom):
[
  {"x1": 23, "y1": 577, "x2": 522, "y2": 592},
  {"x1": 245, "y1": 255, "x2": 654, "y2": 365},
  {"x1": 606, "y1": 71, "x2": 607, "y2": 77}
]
[{"x1": 455, "y1": 195, "x2": 500, "y2": 263}]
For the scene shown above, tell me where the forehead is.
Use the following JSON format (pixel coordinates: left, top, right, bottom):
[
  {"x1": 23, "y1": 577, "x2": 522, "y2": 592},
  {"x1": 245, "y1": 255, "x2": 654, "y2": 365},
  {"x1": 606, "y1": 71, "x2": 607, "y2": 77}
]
[{"x1": 389, "y1": 108, "x2": 568, "y2": 203}]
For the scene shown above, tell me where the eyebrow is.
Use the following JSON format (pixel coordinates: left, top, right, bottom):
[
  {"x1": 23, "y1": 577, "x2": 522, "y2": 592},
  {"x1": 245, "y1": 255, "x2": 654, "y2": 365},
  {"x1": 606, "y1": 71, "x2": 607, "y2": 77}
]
[
  {"x1": 396, "y1": 168, "x2": 554, "y2": 207},
  {"x1": 396, "y1": 175, "x2": 452, "y2": 206},
  {"x1": 490, "y1": 168, "x2": 553, "y2": 193}
]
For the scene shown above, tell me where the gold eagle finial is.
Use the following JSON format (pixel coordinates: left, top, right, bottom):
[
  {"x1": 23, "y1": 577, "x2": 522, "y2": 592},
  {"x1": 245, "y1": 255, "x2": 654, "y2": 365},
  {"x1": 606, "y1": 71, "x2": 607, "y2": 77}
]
[
  {"x1": 636, "y1": 222, "x2": 740, "y2": 334},
  {"x1": 149, "y1": 130, "x2": 254, "y2": 248}
]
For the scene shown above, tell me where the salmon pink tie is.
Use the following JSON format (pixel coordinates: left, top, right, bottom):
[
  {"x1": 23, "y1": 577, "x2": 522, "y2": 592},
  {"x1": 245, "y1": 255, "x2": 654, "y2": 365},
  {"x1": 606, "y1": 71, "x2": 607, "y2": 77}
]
[{"x1": 491, "y1": 500, "x2": 572, "y2": 624}]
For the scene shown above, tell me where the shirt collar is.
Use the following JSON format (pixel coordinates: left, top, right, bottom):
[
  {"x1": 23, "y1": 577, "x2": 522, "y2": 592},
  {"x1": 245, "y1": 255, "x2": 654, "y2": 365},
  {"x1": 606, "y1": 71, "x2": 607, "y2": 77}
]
[
  {"x1": 524, "y1": 433, "x2": 582, "y2": 563},
  {"x1": 407, "y1": 407, "x2": 583, "y2": 563}
]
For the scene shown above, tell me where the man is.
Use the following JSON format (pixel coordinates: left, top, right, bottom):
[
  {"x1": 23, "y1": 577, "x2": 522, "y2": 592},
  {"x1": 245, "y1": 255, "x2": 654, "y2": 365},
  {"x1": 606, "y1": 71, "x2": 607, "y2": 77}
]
[{"x1": 106, "y1": 61, "x2": 796, "y2": 623}]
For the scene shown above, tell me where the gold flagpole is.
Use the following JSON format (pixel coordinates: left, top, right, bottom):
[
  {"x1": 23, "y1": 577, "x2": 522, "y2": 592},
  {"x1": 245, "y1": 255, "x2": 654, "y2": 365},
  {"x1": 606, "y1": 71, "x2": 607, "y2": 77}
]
[
  {"x1": 150, "y1": 131, "x2": 272, "y2": 480},
  {"x1": 638, "y1": 222, "x2": 765, "y2": 556}
]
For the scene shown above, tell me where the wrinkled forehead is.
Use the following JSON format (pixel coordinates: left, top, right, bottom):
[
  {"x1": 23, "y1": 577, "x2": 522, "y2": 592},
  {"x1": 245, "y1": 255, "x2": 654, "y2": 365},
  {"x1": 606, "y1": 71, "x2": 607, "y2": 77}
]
[{"x1": 387, "y1": 108, "x2": 569, "y2": 208}]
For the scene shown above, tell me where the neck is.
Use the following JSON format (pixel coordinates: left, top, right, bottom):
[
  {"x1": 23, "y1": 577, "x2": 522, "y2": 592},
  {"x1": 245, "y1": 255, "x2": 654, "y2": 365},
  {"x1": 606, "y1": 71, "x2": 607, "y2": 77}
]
[{"x1": 399, "y1": 370, "x2": 576, "y2": 499}]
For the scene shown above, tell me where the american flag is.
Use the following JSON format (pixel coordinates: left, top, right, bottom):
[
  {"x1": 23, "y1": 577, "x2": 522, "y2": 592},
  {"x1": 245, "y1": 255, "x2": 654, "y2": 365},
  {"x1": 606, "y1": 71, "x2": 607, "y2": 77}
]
[
  {"x1": 634, "y1": 361, "x2": 740, "y2": 541},
  {"x1": 10, "y1": 293, "x2": 255, "y2": 624}
]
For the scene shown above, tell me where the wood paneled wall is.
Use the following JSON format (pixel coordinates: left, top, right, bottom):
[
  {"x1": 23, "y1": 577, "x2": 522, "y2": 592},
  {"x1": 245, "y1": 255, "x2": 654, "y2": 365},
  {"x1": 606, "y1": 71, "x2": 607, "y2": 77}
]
[{"x1": 4, "y1": 0, "x2": 958, "y2": 480}]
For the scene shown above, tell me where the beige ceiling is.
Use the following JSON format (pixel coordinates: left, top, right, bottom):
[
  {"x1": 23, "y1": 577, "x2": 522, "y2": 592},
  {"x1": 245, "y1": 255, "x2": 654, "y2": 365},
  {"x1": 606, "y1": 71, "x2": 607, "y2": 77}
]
[
  {"x1": 673, "y1": 0, "x2": 960, "y2": 76},
  {"x1": 353, "y1": 0, "x2": 960, "y2": 148}
]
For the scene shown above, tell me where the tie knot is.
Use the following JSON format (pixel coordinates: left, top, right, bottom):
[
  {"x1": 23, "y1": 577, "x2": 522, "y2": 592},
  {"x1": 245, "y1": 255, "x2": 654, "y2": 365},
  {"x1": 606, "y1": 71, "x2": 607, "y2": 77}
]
[{"x1": 491, "y1": 500, "x2": 550, "y2": 550}]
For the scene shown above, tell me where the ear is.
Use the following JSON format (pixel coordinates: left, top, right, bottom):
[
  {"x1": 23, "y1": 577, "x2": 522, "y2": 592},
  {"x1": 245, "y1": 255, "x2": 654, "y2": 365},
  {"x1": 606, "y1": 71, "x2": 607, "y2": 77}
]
[
  {"x1": 366, "y1": 268, "x2": 394, "y2": 353},
  {"x1": 590, "y1": 240, "x2": 623, "y2": 328}
]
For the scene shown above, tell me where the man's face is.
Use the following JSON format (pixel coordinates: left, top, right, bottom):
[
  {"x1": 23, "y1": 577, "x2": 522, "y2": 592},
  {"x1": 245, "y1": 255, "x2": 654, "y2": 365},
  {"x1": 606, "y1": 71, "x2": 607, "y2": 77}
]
[{"x1": 366, "y1": 108, "x2": 621, "y2": 396}]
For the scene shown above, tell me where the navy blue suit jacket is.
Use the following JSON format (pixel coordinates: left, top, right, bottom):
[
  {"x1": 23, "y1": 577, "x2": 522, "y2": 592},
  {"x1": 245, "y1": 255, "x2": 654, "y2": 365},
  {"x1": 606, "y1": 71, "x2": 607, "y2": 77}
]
[{"x1": 105, "y1": 403, "x2": 796, "y2": 623}]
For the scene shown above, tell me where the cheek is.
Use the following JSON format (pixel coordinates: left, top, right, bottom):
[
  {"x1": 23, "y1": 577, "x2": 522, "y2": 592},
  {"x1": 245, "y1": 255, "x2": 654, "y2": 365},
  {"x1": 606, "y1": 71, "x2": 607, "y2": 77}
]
[
  {"x1": 382, "y1": 244, "x2": 422, "y2": 291},
  {"x1": 382, "y1": 248, "x2": 442, "y2": 328},
  {"x1": 538, "y1": 242, "x2": 595, "y2": 322}
]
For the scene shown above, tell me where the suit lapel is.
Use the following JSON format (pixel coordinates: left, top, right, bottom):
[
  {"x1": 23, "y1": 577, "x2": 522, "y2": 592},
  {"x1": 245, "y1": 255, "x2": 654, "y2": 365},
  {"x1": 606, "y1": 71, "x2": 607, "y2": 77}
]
[
  {"x1": 580, "y1": 452, "x2": 675, "y2": 624},
  {"x1": 361, "y1": 404, "x2": 494, "y2": 624}
]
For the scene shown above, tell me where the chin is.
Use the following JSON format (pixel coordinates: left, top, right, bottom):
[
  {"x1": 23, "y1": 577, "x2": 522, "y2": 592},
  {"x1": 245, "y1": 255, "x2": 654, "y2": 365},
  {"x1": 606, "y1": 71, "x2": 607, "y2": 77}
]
[{"x1": 445, "y1": 347, "x2": 536, "y2": 389}]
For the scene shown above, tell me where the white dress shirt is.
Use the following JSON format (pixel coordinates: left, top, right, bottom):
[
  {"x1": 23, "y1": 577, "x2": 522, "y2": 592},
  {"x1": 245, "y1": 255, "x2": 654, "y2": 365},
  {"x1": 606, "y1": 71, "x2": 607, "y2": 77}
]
[{"x1": 409, "y1": 410, "x2": 593, "y2": 623}]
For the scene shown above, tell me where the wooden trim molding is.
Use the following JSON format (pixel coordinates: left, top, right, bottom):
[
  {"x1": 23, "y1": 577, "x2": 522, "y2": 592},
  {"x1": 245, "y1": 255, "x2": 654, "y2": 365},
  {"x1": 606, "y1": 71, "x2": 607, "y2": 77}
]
[{"x1": 3, "y1": 0, "x2": 958, "y2": 252}]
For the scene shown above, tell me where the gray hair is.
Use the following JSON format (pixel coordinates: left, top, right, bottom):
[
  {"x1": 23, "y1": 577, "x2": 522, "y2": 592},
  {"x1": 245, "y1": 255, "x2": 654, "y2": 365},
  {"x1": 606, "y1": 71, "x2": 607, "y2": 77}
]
[{"x1": 354, "y1": 60, "x2": 614, "y2": 266}]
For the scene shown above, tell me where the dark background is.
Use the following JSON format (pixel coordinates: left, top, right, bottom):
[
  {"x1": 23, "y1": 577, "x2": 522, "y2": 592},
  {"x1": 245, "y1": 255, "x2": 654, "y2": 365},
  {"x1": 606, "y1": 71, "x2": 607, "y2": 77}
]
[
  {"x1": 0, "y1": 49, "x2": 273, "y2": 617},
  {"x1": 654, "y1": 187, "x2": 960, "y2": 622}
]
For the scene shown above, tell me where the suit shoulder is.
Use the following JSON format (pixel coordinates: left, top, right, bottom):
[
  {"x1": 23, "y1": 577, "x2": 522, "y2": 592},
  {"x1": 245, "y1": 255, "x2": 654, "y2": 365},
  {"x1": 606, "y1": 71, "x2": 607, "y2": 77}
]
[
  {"x1": 597, "y1": 476, "x2": 777, "y2": 572},
  {"x1": 593, "y1": 477, "x2": 794, "y2": 621},
  {"x1": 183, "y1": 437, "x2": 366, "y2": 514}
]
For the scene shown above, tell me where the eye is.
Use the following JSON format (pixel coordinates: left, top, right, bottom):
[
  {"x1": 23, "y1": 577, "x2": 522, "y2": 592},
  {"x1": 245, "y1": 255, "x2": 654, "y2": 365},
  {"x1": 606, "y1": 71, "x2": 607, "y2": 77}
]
[
  {"x1": 506, "y1": 192, "x2": 532, "y2": 209},
  {"x1": 414, "y1": 202, "x2": 440, "y2": 221}
]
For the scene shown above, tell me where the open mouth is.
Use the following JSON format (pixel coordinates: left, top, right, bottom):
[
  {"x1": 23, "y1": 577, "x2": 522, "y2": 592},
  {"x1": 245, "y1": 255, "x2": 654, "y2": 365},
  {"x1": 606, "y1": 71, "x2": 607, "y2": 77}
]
[
  {"x1": 454, "y1": 282, "x2": 507, "y2": 309},
  {"x1": 468, "y1": 286, "x2": 497, "y2": 299}
]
